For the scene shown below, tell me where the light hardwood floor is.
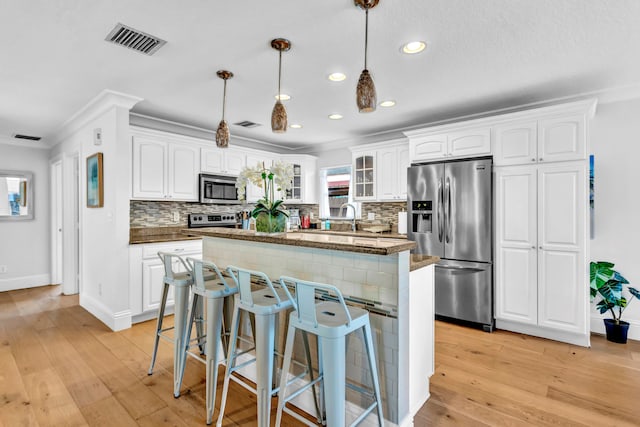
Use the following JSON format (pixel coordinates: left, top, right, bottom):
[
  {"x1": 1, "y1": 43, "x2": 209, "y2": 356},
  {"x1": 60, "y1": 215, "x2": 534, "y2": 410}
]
[{"x1": 1, "y1": 285, "x2": 639, "y2": 426}]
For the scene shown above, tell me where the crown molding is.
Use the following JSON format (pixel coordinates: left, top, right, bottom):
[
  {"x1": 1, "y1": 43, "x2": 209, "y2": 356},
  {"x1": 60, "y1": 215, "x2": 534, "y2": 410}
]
[{"x1": 51, "y1": 90, "x2": 143, "y2": 146}]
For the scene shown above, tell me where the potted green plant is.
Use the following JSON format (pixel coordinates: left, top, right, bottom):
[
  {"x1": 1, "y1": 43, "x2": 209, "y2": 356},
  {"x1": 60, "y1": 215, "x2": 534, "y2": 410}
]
[
  {"x1": 590, "y1": 261, "x2": 639, "y2": 343},
  {"x1": 236, "y1": 161, "x2": 293, "y2": 233}
]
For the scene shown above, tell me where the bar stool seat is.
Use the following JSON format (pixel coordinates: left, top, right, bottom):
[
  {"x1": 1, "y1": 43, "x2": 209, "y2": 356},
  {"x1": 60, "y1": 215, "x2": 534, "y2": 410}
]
[
  {"x1": 183, "y1": 258, "x2": 237, "y2": 425},
  {"x1": 276, "y1": 276, "x2": 384, "y2": 427},
  {"x1": 216, "y1": 266, "x2": 320, "y2": 427}
]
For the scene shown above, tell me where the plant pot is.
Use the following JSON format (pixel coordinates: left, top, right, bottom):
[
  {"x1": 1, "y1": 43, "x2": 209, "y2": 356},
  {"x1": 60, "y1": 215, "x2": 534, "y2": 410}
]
[
  {"x1": 255, "y1": 212, "x2": 287, "y2": 234},
  {"x1": 603, "y1": 318, "x2": 630, "y2": 344}
]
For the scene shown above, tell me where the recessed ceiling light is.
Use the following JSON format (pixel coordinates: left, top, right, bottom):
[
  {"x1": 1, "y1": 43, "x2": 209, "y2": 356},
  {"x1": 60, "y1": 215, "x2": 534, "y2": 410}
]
[
  {"x1": 402, "y1": 41, "x2": 426, "y2": 54},
  {"x1": 328, "y1": 114, "x2": 343, "y2": 120},
  {"x1": 328, "y1": 72, "x2": 347, "y2": 82},
  {"x1": 290, "y1": 124, "x2": 303, "y2": 129},
  {"x1": 379, "y1": 100, "x2": 396, "y2": 107},
  {"x1": 275, "y1": 94, "x2": 291, "y2": 101}
]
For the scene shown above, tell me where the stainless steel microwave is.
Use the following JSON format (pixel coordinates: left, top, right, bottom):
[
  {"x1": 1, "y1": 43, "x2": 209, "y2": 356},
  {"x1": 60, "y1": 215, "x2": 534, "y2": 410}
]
[{"x1": 199, "y1": 174, "x2": 241, "y2": 204}]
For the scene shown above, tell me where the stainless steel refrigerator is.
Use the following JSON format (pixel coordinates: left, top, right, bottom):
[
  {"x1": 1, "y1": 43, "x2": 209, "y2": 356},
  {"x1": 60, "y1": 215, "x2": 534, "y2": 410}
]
[{"x1": 408, "y1": 158, "x2": 493, "y2": 331}]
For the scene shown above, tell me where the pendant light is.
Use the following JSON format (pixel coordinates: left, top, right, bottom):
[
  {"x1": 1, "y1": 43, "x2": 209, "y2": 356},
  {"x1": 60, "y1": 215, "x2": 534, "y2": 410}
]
[
  {"x1": 271, "y1": 38, "x2": 291, "y2": 133},
  {"x1": 355, "y1": 0, "x2": 378, "y2": 113},
  {"x1": 215, "y1": 70, "x2": 233, "y2": 148}
]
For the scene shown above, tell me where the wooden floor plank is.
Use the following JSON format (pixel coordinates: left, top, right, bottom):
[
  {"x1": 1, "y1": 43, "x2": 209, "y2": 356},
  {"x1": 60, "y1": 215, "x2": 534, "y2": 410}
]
[
  {"x1": 22, "y1": 367, "x2": 88, "y2": 426},
  {"x1": 4, "y1": 284, "x2": 640, "y2": 427},
  {"x1": 79, "y1": 396, "x2": 138, "y2": 427}
]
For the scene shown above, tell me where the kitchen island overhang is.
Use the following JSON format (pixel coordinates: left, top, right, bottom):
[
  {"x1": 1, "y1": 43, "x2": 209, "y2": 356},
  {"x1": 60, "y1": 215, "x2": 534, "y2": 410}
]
[{"x1": 184, "y1": 228, "x2": 437, "y2": 427}]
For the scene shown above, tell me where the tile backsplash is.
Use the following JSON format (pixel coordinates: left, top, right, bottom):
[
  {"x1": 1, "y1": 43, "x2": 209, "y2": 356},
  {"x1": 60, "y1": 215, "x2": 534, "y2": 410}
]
[
  {"x1": 361, "y1": 201, "x2": 407, "y2": 226},
  {"x1": 130, "y1": 200, "x2": 320, "y2": 227}
]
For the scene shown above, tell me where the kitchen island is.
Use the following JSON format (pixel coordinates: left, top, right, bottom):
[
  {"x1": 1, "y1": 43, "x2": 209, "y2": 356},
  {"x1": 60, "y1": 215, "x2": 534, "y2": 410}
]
[{"x1": 185, "y1": 228, "x2": 437, "y2": 427}]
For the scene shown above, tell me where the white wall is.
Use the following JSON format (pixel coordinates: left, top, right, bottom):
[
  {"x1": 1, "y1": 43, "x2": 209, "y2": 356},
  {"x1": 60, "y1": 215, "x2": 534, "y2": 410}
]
[
  {"x1": 590, "y1": 98, "x2": 640, "y2": 340},
  {"x1": 50, "y1": 93, "x2": 137, "y2": 331},
  {"x1": 315, "y1": 147, "x2": 351, "y2": 169},
  {"x1": 0, "y1": 144, "x2": 51, "y2": 291}
]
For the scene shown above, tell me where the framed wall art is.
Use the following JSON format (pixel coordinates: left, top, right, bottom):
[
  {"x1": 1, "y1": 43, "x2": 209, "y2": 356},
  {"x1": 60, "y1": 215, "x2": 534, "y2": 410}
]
[{"x1": 87, "y1": 152, "x2": 103, "y2": 208}]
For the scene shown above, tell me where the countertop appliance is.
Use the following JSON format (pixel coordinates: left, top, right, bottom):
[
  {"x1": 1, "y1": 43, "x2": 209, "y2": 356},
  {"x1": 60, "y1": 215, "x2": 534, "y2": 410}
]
[
  {"x1": 188, "y1": 212, "x2": 238, "y2": 228},
  {"x1": 199, "y1": 173, "x2": 241, "y2": 204},
  {"x1": 408, "y1": 157, "x2": 493, "y2": 331}
]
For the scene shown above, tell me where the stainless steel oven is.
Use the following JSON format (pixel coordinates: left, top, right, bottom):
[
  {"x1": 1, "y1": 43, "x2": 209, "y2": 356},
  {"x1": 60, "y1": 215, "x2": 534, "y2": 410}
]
[{"x1": 199, "y1": 174, "x2": 241, "y2": 204}]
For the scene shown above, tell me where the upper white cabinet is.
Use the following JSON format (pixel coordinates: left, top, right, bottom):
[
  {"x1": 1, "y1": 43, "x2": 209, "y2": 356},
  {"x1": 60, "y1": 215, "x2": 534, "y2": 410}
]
[
  {"x1": 407, "y1": 127, "x2": 490, "y2": 163},
  {"x1": 494, "y1": 115, "x2": 586, "y2": 166},
  {"x1": 377, "y1": 144, "x2": 409, "y2": 201},
  {"x1": 201, "y1": 147, "x2": 245, "y2": 176},
  {"x1": 351, "y1": 139, "x2": 409, "y2": 202},
  {"x1": 132, "y1": 135, "x2": 199, "y2": 201},
  {"x1": 281, "y1": 155, "x2": 318, "y2": 204},
  {"x1": 352, "y1": 150, "x2": 377, "y2": 201}
]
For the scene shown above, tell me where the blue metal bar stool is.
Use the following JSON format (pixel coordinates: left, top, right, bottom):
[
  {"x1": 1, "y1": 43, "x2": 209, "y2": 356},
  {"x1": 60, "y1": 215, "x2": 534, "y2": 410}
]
[
  {"x1": 216, "y1": 266, "x2": 319, "y2": 427},
  {"x1": 148, "y1": 251, "x2": 196, "y2": 399},
  {"x1": 275, "y1": 276, "x2": 384, "y2": 427},
  {"x1": 181, "y1": 258, "x2": 237, "y2": 424}
]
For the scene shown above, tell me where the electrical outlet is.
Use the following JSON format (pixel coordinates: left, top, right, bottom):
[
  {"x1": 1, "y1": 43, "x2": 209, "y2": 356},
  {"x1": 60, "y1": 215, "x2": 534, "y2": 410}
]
[
  {"x1": 172, "y1": 211, "x2": 180, "y2": 222},
  {"x1": 0, "y1": 265, "x2": 7, "y2": 274}
]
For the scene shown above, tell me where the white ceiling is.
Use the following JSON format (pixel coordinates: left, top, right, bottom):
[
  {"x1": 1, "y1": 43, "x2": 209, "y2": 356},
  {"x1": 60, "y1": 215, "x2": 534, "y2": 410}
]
[{"x1": 2, "y1": 0, "x2": 640, "y2": 152}]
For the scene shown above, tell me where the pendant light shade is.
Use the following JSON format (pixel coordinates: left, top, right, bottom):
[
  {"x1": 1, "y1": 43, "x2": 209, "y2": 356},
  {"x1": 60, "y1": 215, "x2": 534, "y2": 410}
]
[
  {"x1": 271, "y1": 38, "x2": 291, "y2": 133},
  {"x1": 215, "y1": 70, "x2": 233, "y2": 148},
  {"x1": 355, "y1": 0, "x2": 379, "y2": 113}
]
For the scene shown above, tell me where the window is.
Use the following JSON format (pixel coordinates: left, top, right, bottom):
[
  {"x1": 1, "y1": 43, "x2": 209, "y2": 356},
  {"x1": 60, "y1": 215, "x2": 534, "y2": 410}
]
[{"x1": 319, "y1": 166, "x2": 360, "y2": 219}]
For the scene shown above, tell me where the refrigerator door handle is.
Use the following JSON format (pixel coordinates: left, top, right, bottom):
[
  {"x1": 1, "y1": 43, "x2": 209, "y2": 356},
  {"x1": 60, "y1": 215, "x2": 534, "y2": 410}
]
[
  {"x1": 445, "y1": 177, "x2": 452, "y2": 243},
  {"x1": 435, "y1": 265, "x2": 486, "y2": 273},
  {"x1": 437, "y1": 179, "x2": 444, "y2": 242}
]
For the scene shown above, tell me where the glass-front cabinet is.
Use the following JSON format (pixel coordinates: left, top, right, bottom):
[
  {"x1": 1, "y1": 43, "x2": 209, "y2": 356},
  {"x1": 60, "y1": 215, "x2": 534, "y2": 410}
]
[
  {"x1": 353, "y1": 152, "x2": 376, "y2": 200},
  {"x1": 286, "y1": 163, "x2": 302, "y2": 200}
]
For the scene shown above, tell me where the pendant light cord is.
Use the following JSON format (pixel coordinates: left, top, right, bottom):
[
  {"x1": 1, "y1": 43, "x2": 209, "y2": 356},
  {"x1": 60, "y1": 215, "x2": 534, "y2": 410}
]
[
  {"x1": 278, "y1": 50, "x2": 283, "y2": 98},
  {"x1": 222, "y1": 79, "x2": 227, "y2": 121},
  {"x1": 364, "y1": 7, "x2": 369, "y2": 70}
]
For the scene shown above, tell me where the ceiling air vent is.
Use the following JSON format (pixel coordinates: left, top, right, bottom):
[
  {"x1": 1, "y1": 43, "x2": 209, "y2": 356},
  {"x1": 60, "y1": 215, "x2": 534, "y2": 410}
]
[
  {"x1": 105, "y1": 23, "x2": 166, "y2": 56},
  {"x1": 13, "y1": 134, "x2": 41, "y2": 141},
  {"x1": 234, "y1": 121, "x2": 261, "y2": 129}
]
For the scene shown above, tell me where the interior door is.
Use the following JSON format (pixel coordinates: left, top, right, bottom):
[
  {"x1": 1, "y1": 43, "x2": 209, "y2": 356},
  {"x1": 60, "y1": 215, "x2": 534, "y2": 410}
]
[{"x1": 51, "y1": 160, "x2": 63, "y2": 285}]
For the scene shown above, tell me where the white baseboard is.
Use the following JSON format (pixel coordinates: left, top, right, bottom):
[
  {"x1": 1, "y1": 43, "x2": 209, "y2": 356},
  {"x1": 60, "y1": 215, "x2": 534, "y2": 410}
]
[
  {"x1": 590, "y1": 315, "x2": 640, "y2": 342},
  {"x1": 496, "y1": 319, "x2": 590, "y2": 347},
  {"x1": 80, "y1": 293, "x2": 132, "y2": 332},
  {"x1": 0, "y1": 274, "x2": 51, "y2": 292}
]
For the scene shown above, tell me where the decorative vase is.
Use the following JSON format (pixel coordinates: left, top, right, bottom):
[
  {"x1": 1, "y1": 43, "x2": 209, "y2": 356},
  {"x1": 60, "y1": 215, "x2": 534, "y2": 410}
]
[
  {"x1": 255, "y1": 212, "x2": 287, "y2": 234},
  {"x1": 604, "y1": 319, "x2": 629, "y2": 344}
]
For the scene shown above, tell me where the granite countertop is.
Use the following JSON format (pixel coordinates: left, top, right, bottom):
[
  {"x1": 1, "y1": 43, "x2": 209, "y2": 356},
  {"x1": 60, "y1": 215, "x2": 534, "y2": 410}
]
[
  {"x1": 130, "y1": 226, "x2": 203, "y2": 244},
  {"x1": 296, "y1": 229, "x2": 408, "y2": 239},
  {"x1": 184, "y1": 227, "x2": 416, "y2": 255},
  {"x1": 410, "y1": 254, "x2": 440, "y2": 272}
]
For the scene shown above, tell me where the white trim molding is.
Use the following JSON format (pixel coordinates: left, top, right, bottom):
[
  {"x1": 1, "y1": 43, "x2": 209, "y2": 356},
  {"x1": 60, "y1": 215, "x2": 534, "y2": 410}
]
[
  {"x1": 80, "y1": 293, "x2": 132, "y2": 332},
  {"x1": 0, "y1": 274, "x2": 51, "y2": 292},
  {"x1": 52, "y1": 89, "x2": 143, "y2": 146}
]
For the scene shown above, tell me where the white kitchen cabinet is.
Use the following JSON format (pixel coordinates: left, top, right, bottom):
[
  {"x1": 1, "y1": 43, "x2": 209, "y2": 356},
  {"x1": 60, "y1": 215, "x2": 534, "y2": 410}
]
[
  {"x1": 352, "y1": 151, "x2": 377, "y2": 201},
  {"x1": 493, "y1": 121, "x2": 538, "y2": 166},
  {"x1": 538, "y1": 115, "x2": 586, "y2": 163},
  {"x1": 495, "y1": 162, "x2": 588, "y2": 345},
  {"x1": 377, "y1": 144, "x2": 409, "y2": 201},
  {"x1": 132, "y1": 135, "x2": 199, "y2": 201},
  {"x1": 201, "y1": 147, "x2": 245, "y2": 176},
  {"x1": 495, "y1": 166, "x2": 538, "y2": 325},
  {"x1": 536, "y1": 163, "x2": 586, "y2": 334},
  {"x1": 129, "y1": 240, "x2": 203, "y2": 323},
  {"x1": 494, "y1": 115, "x2": 586, "y2": 166},
  {"x1": 281, "y1": 155, "x2": 318, "y2": 204},
  {"x1": 408, "y1": 128, "x2": 490, "y2": 162}
]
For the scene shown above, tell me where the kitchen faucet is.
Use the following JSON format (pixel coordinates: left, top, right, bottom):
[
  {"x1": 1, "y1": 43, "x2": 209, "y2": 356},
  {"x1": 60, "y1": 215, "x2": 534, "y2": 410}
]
[{"x1": 339, "y1": 203, "x2": 357, "y2": 232}]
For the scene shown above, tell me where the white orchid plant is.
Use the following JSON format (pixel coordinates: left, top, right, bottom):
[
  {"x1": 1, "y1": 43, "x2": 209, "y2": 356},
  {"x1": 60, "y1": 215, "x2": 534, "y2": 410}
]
[{"x1": 236, "y1": 161, "x2": 294, "y2": 219}]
